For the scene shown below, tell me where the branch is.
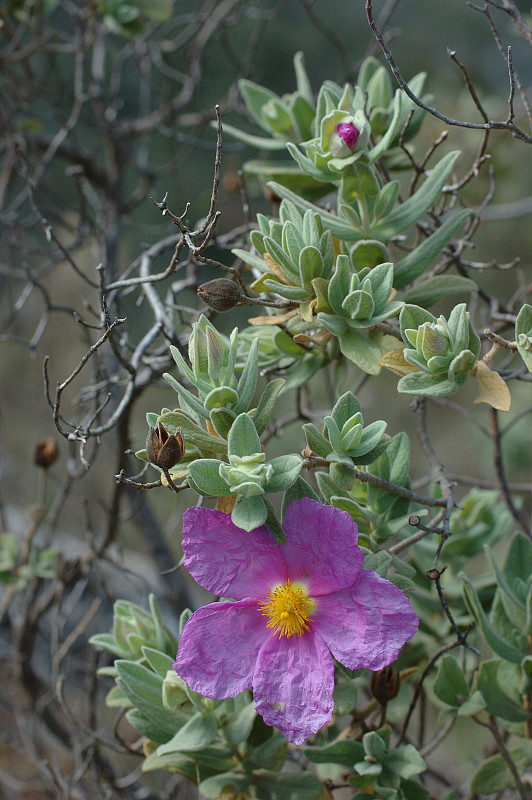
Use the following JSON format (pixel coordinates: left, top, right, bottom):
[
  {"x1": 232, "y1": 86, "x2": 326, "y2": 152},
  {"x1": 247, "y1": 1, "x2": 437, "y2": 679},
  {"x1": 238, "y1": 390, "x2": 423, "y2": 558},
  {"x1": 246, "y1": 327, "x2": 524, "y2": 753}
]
[{"x1": 365, "y1": 0, "x2": 532, "y2": 142}]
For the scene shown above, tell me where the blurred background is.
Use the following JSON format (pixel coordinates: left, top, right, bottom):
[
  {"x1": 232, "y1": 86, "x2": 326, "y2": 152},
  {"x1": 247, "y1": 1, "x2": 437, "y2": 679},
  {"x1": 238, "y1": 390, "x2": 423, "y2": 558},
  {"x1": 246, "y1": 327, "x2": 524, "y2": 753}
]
[{"x1": 1, "y1": 0, "x2": 531, "y2": 796}]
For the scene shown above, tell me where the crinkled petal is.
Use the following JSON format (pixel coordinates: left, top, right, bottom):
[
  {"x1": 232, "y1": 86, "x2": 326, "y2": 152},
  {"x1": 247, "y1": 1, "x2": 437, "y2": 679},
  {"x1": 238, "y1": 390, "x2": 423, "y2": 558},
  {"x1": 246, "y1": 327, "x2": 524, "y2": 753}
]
[
  {"x1": 253, "y1": 631, "x2": 334, "y2": 745},
  {"x1": 313, "y1": 568, "x2": 418, "y2": 671},
  {"x1": 173, "y1": 599, "x2": 264, "y2": 697},
  {"x1": 281, "y1": 498, "x2": 362, "y2": 595},
  {"x1": 182, "y1": 507, "x2": 286, "y2": 598}
]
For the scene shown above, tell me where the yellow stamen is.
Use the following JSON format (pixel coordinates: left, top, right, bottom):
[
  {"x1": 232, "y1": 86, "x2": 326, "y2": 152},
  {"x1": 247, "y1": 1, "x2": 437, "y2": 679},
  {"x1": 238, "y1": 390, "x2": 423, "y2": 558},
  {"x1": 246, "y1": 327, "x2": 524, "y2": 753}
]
[{"x1": 258, "y1": 579, "x2": 316, "y2": 639}]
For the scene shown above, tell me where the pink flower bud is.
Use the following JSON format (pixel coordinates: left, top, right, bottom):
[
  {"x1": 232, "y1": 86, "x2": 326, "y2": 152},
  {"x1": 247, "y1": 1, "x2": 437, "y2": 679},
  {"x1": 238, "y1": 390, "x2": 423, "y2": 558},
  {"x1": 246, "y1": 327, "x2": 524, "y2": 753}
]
[{"x1": 336, "y1": 121, "x2": 360, "y2": 150}]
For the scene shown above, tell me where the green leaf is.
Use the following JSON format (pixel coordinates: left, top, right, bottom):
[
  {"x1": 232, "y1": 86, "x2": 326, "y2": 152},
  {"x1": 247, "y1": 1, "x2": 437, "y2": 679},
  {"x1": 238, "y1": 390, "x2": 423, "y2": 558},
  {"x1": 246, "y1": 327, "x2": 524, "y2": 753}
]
[
  {"x1": 351, "y1": 239, "x2": 390, "y2": 270},
  {"x1": 143, "y1": 744, "x2": 233, "y2": 780},
  {"x1": 433, "y1": 655, "x2": 469, "y2": 707},
  {"x1": 304, "y1": 740, "x2": 364, "y2": 767},
  {"x1": 397, "y1": 370, "x2": 467, "y2": 398},
  {"x1": 267, "y1": 181, "x2": 365, "y2": 241},
  {"x1": 222, "y1": 123, "x2": 288, "y2": 150},
  {"x1": 485, "y1": 544, "x2": 527, "y2": 630},
  {"x1": 187, "y1": 459, "x2": 232, "y2": 496},
  {"x1": 477, "y1": 659, "x2": 530, "y2": 722},
  {"x1": 363, "y1": 551, "x2": 392, "y2": 577},
  {"x1": 141, "y1": 647, "x2": 175, "y2": 678},
  {"x1": 457, "y1": 690, "x2": 486, "y2": 717},
  {"x1": 243, "y1": 730, "x2": 287, "y2": 772},
  {"x1": 200, "y1": 773, "x2": 252, "y2": 799},
  {"x1": 262, "y1": 497, "x2": 286, "y2": 543},
  {"x1": 115, "y1": 663, "x2": 182, "y2": 740},
  {"x1": 368, "y1": 89, "x2": 403, "y2": 163},
  {"x1": 158, "y1": 410, "x2": 227, "y2": 454},
  {"x1": 163, "y1": 372, "x2": 210, "y2": 420},
  {"x1": 503, "y1": 531, "x2": 532, "y2": 588},
  {"x1": 105, "y1": 684, "x2": 131, "y2": 708},
  {"x1": 293, "y1": 51, "x2": 314, "y2": 105},
  {"x1": 339, "y1": 328, "x2": 382, "y2": 374},
  {"x1": 224, "y1": 699, "x2": 257, "y2": 745},
  {"x1": 355, "y1": 420, "x2": 388, "y2": 456},
  {"x1": 209, "y1": 407, "x2": 236, "y2": 439},
  {"x1": 228, "y1": 413, "x2": 261, "y2": 458},
  {"x1": 231, "y1": 495, "x2": 267, "y2": 532},
  {"x1": 239, "y1": 79, "x2": 279, "y2": 128},
  {"x1": 315, "y1": 471, "x2": 351, "y2": 503},
  {"x1": 299, "y1": 246, "x2": 324, "y2": 290},
  {"x1": 115, "y1": 660, "x2": 165, "y2": 708},
  {"x1": 471, "y1": 743, "x2": 532, "y2": 794},
  {"x1": 329, "y1": 462, "x2": 355, "y2": 490},
  {"x1": 264, "y1": 236, "x2": 300, "y2": 283},
  {"x1": 126, "y1": 708, "x2": 175, "y2": 744},
  {"x1": 373, "y1": 151, "x2": 462, "y2": 240},
  {"x1": 393, "y1": 208, "x2": 471, "y2": 289},
  {"x1": 253, "y1": 770, "x2": 323, "y2": 800},
  {"x1": 204, "y1": 386, "x2": 239, "y2": 412},
  {"x1": 385, "y1": 744, "x2": 426, "y2": 778},
  {"x1": 264, "y1": 454, "x2": 303, "y2": 493},
  {"x1": 303, "y1": 422, "x2": 331, "y2": 459},
  {"x1": 235, "y1": 338, "x2": 259, "y2": 413},
  {"x1": 461, "y1": 575, "x2": 525, "y2": 663},
  {"x1": 372, "y1": 180, "x2": 400, "y2": 222},
  {"x1": 89, "y1": 632, "x2": 131, "y2": 659},
  {"x1": 516, "y1": 303, "x2": 532, "y2": 372},
  {"x1": 157, "y1": 711, "x2": 217, "y2": 755},
  {"x1": 400, "y1": 777, "x2": 430, "y2": 800},
  {"x1": 402, "y1": 274, "x2": 478, "y2": 308},
  {"x1": 250, "y1": 378, "x2": 286, "y2": 436},
  {"x1": 281, "y1": 477, "x2": 320, "y2": 518}
]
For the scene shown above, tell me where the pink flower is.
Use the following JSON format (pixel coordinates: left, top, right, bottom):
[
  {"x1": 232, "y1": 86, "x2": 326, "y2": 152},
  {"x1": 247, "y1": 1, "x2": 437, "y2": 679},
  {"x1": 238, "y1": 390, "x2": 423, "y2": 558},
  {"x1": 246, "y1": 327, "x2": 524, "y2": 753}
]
[
  {"x1": 336, "y1": 121, "x2": 360, "y2": 149},
  {"x1": 173, "y1": 498, "x2": 418, "y2": 745}
]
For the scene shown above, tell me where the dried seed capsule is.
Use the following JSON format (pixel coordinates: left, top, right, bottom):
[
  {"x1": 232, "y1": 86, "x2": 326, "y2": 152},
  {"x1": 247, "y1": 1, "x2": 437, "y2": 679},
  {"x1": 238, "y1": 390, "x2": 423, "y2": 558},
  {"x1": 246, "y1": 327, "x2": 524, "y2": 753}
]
[
  {"x1": 146, "y1": 424, "x2": 184, "y2": 471},
  {"x1": 370, "y1": 665, "x2": 400, "y2": 705},
  {"x1": 34, "y1": 438, "x2": 58, "y2": 469},
  {"x1": 197, "y1": 278, "x2": 242, "y2": 312}
]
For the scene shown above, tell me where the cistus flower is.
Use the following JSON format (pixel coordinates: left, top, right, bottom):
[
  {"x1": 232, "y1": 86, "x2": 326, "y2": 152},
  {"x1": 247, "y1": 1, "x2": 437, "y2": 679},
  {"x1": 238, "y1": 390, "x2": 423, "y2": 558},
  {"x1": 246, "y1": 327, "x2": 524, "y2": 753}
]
[{"x1": 173, "y1": 498, "x2": 418, "y2": 745}]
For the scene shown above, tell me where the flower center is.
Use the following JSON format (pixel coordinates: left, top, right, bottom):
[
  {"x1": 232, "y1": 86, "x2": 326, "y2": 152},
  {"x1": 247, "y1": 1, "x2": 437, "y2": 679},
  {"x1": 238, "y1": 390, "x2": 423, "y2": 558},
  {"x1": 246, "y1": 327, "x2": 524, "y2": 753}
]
[{"x1": 258, "y1": 580, "x2": 316, "y2": 639}]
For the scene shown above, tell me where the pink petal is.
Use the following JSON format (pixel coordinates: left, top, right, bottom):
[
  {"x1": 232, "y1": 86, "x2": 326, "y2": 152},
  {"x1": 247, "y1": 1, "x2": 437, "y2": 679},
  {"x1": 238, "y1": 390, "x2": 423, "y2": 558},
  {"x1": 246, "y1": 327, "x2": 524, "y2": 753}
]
[
  {"x1": 173, "y1": 599, "x2": 265, "y2": 697},
  {"x1": 253, "y1": 631, "x2": 334, "y2": 745},
  {"x1": 281, "y1": 499, "x2": 363, "y2": 595},
  {"x1": 182, "y1": 507, "x2": 287, "y2": 598},
  {"x1": 313, "y1": 569, "x2": 418, "y2": 671}
]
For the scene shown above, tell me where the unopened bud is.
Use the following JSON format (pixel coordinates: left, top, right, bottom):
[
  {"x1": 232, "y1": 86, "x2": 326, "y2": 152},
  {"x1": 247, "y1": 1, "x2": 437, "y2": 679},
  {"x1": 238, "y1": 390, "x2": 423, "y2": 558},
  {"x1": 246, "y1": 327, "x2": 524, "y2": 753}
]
[
  {"x1": 34, "y1": 438, "x2": 58, "y2": 469},
  {"x1": 146, "y1": 424, "x2": 184, "y2": 471},
  {"x1": 197, "y1": 279, "x2": 242, "y2": 312},
  {"x1": 337, "y1": 121, "x2": 360, "y2": 149},
  {"x1": 370, "y1": 665, "x2": 400, "y2": 705}
]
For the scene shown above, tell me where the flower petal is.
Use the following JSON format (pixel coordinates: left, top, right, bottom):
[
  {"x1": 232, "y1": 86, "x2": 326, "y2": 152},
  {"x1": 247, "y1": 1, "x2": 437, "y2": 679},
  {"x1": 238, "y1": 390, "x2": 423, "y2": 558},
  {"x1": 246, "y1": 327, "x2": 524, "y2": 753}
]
[
  {"x1": 173, "y1": 599, "x2": 264, "y2": 697},
  {"x1": 281, "y1": 499, "x2": 363, "y2": 595},
  {"x1": 253, "y1": 631, "x2": 334, "y2": 745},
  {"x1": 313, "y1": 568, "x2": 418, "y2": 671},
  {"x1": 182, "y1": 507, "x2": 287, "y2": 598}
]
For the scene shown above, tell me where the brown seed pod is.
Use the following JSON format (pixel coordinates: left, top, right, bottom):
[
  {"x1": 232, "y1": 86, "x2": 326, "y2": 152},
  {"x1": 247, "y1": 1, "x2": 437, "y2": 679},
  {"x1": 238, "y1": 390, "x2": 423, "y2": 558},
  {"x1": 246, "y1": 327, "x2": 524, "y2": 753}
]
[
  {"x1": 146, "y1": 424, "x2": 184, "y2": 471},
  {"x1": 197, "y1": 278, "x2": 242, "y2": 312},
  {"x1": 34, "y1": 438, "x2": 59, "y2": 469},
  {"x1": 370, "y1": 665, "x2": 400, "y2": 705}
]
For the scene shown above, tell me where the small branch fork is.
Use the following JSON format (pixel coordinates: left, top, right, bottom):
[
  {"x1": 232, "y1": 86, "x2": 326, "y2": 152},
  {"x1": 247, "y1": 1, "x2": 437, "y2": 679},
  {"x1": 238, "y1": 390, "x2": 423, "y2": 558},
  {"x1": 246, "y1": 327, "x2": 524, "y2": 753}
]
[
  {"x1": 151, "y1": 105, "x2": 246, "y2": 296},
  {"x1": 365, "y1": 0, "x2": 532, "y2": 142}
]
